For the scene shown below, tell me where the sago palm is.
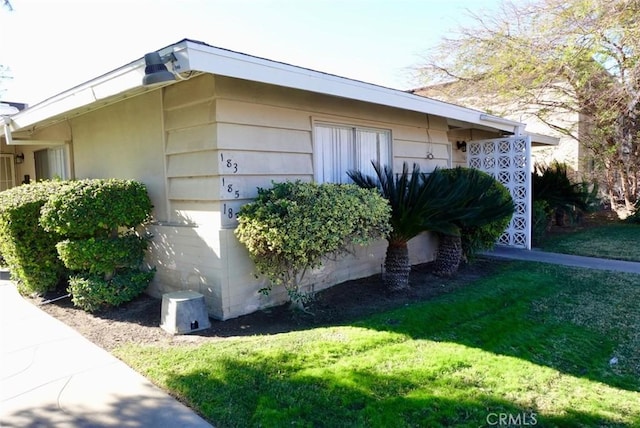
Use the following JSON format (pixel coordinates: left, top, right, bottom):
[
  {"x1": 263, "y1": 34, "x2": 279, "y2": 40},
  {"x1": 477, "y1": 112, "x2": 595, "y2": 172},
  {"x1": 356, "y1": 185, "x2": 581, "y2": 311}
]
[
  {"x1": 348, "y1": 162, "x2": 461, "y2": 292},
  {"x1": 431, "y1": 167, "x2": 514, "y2": 277}
]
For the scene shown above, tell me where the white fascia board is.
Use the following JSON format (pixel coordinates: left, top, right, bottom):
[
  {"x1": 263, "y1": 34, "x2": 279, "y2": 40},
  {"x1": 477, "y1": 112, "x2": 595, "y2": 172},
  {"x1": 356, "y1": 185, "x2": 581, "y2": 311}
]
[
  {"x1": 7, "y1": 43, "x2": 190, "y2": 132},
  {"x1": 7, "y1": 38, "x2": 521, "y2": 136},
  {"x1": 183, "y1": 41, "x2": 522, "y2": 133},
  {"x1": 8, "y1": 62, "x2": 143, "y2": 131},
  {"x1": 528, "y1": 132, "x2": 560, "y2": 146}
]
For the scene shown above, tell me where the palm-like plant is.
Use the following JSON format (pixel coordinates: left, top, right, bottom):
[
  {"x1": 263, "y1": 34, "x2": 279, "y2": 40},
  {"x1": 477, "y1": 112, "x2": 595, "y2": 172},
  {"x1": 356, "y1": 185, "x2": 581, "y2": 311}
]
[
  {"x1": 348, "y1": 162, "x2": 461, "y2": 292},
  {"x1": 430, "y1": 167, "x2": 514, "y2": 277},
  {"x1": 533, "y1": 162, "x2": 598, "y2": 226}
]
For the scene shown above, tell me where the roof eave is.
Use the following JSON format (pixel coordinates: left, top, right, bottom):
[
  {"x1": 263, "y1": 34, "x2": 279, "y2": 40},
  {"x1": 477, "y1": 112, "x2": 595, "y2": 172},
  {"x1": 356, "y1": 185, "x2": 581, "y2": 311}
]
[
  {"x1": 183, "y1": 40, "x2": 523, "y2": 133},
  {"x1": 7, "y1": 38, "x2": 523, "y2": 136},
  {"x1": 7, "y1": 41, "x2": 192, "y2": 132}
]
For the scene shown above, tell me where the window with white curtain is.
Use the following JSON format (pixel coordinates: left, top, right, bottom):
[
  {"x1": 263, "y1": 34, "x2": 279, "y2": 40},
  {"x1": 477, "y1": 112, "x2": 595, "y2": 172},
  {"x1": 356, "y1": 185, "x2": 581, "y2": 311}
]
[
  {"x1": 0, "y1": 154, "x2": 16, "y2": 191},
  {"x1": 35, "y1": 147, "x2": 68, "y2": 181},
  {"x1": 313, "y1": 123, "x2": 391, "y2": 183}
]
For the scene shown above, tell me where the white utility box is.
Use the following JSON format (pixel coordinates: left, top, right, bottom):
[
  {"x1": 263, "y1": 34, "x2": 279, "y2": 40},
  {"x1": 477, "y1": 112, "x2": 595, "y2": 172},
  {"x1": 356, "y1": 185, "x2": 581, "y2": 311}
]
[{"x1": 160, "y1": 290, "x2": 211, "y2": 334}]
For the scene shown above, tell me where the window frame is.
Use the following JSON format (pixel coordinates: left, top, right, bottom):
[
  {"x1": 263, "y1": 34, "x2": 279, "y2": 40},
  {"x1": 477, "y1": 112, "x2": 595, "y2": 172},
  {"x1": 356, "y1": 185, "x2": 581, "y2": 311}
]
[{"x1": 312, "y1": 120, "x2": 392, "y2": 184}]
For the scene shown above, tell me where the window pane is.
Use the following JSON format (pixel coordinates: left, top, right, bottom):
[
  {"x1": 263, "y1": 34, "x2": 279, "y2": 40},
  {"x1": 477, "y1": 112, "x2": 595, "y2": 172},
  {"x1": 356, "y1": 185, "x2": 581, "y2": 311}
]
[
  {"x1": 314, "y1": 124, "x2": 390, "y2": 184},
  {"x1": 315, "y1": 125, "x2": 353, "y2": 183}
]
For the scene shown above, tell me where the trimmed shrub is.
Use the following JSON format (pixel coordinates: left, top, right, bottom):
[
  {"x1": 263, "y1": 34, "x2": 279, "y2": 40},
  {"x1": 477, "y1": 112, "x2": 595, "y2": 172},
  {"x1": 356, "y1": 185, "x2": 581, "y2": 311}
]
[
  {"x1": 56, "y1": 234, "x2": 148, "y2": 276},
  {"x1": 40, "y1": 179, "x2": 152, "y2": 238},
  {"x1": 0, "y1": 181, "x2": 68, "y2": 294},
  {"x1": 236, "y1": 181, "x2": 390, "y2": 306},
  {"x1": 68, "y1": 268, "x2": 155, "y2": 313},
  {"x1": 41, "y1": 178, "x2": 154, "y2": 312}
]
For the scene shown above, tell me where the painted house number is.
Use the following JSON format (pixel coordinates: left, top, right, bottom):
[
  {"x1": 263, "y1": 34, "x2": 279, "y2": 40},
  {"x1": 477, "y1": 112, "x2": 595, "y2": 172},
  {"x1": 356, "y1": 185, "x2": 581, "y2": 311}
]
[
  {"x1": 221, "y1": 177, "x2": 240, "y2": 199},
  {"x1": 220, "y1": 153, "x2": 238, "y2": 173},
  {"x1": 220, "y1": 153, "x2": 242, "y2": 227},
  {"x1": 222, "y1": 203, "x2": 238, "y2": 219}
]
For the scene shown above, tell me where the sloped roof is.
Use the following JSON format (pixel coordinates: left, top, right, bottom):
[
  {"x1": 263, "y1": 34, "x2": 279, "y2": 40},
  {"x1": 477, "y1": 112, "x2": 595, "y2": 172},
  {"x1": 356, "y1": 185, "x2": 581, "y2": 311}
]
[{"x1": 2, "y1": 38, "x2": 532, "y2": 137}]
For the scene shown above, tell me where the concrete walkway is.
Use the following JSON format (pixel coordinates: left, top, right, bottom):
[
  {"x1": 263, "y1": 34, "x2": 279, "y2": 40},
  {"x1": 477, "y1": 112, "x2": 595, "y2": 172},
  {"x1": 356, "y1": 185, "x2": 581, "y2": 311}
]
[
  {"x1": 484, "y1": 246, "x2": 640, "y2": 274},
  {"x1": 0, "y1": 274, "x2": 213, "y2": 428}
]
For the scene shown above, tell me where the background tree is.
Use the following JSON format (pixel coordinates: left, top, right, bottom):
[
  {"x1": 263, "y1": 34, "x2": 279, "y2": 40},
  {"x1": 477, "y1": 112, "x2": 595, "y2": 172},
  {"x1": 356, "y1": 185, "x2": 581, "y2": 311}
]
[
  {"x1": 0, "y1": 0, "x2": 14, "y2": 99},
  {"x1": 416, "y1": 0, "x2": 640, "y2": 214}
]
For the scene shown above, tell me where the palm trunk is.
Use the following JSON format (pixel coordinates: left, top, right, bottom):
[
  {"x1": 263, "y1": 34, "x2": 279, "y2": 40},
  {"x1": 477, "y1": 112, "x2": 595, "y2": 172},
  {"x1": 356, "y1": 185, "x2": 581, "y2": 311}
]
[
  {"x1": 384, "y1": 241, "x2": 411, "y2": 292},
  {"x1": 433, "y1": 234, "x2": 462, "y2": 277}
]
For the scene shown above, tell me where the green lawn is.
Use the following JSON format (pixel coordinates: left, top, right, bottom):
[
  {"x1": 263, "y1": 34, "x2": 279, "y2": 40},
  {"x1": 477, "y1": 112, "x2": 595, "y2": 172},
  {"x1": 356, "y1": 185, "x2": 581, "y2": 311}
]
[
  {"x1": 541, "y1": 223, "x2": 640, "y2": 261},
  {"x1": 116, "y1": 262, "x2": 640, "y2": 427}
]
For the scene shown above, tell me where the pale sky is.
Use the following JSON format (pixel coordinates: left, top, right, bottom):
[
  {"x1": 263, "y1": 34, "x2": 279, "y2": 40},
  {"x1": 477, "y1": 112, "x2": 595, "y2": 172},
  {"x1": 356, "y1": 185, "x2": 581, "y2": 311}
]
[{"x1": 0, "y1": 0, "x2": 504, "y2": 106}]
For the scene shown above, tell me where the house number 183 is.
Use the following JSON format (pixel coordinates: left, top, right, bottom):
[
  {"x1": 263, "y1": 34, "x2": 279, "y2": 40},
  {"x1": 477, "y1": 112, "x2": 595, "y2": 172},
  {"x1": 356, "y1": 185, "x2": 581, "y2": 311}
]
[{"x1": 220, "y1": 153, "x2": 238, "y2": 173}]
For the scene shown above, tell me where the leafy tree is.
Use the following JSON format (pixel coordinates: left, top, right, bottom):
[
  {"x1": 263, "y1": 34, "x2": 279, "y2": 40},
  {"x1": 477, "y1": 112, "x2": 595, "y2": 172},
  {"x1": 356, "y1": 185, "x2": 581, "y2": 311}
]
[
  {"x1": 0, "y1": 0, "x2": 13, "y2": 99},
  {"x1": 348, "y1": 162, "x2": 463, "y2": 292},
  {"x1": 416, "y1": 0, "x2": 640, "y2": 212}
]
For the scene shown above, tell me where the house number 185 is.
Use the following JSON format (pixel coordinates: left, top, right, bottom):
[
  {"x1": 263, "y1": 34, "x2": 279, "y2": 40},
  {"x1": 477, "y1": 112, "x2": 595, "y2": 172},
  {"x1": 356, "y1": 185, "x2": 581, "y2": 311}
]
[{"x1": 221, "y1": 177, "x2": 240, "y2": 199}]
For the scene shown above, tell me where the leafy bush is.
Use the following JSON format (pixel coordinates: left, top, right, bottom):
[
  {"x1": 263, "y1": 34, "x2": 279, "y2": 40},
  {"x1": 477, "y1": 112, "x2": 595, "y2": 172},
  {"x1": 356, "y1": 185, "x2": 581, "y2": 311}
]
[
  {"x1": 56, "y1": 234, "x2": 148, "y2": 275},
  {"x1": 40, "y1": 179, "x2": 152, "y2": 238},
  {"x1": 68, "y1": 268, "x2": 155, "y2": 312},
  {"x1": 236, "y1": 181, "x2": 390, "y2": 306},
  {"x1": 41, "y1": 178, "x2": 154, "y2": 311},
  {"x1": 0, "y1": 181, "x2": 68, "y2": 294}
]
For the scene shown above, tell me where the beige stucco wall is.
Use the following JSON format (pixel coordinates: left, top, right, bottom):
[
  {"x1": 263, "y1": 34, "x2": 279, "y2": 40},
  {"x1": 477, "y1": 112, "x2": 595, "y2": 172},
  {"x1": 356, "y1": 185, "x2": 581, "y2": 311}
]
[{"x1": 7, "y1": 73, "x2": 454, "y2": 320}]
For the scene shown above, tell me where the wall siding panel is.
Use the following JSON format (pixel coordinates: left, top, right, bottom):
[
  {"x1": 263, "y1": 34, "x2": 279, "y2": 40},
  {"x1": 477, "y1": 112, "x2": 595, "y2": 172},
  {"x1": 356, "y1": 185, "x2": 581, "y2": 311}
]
[{"x1": 154, "y1": 74, "x2": 449, "y2": 320}]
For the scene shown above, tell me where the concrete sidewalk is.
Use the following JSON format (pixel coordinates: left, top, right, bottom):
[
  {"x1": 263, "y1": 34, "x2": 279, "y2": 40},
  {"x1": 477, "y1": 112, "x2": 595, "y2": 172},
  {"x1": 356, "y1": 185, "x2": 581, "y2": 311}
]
[
  {"x1": 484, "y1": 246, "x2": 640, "y2": 274},
  {"x1": 0, "y1": 276, "x2": 213, "y2": 428}
]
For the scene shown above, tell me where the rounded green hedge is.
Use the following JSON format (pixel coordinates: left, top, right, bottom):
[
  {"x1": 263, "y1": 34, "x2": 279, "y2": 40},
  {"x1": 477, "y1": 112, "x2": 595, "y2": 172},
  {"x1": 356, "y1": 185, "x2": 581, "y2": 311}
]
[
  {"x1": 0, "y1": 181, "x2": 69, "y2": 294},
  {"x1": 56, "y1": 234, "x2": 148, "y2": 275},
  {"x1": 40, "y1": 179, "x2": 153, "y2": 238},
  {"x1": 68, "y1": 268, "x2": 155, "y2": 312}
]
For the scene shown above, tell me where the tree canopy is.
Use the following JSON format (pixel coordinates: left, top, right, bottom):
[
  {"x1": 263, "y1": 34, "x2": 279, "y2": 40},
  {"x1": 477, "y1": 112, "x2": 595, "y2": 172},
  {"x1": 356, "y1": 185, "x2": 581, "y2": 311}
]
[{"x1": 417, "y1": 0, "x2": 640, "y2": 211}]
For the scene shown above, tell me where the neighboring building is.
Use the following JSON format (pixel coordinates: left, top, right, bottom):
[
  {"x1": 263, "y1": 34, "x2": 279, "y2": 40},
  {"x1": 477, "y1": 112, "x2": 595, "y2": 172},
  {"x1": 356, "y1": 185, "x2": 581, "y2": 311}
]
[
  {"x1": 411, "y1": 83, "x2": 586, "y2": 176},
  {"x1": 0, "y1": 39, "x2": 555, "y2": 320}
]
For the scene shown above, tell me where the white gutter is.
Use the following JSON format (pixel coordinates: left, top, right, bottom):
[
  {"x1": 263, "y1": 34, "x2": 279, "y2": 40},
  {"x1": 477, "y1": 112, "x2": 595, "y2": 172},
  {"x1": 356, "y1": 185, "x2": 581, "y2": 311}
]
[
  {"x1": 5, "y1": 38, "x2": 523, "y2": 137},
  {"x1": 479, "y1": 113, "x2": 525, "y2": 134},
  {"x1": 2, "y1": 116, "x2": 13, "y2": 145},
  {"x1": 1, "y1": 104, "x2": 18, "y2": 144},
  {"x1": 184, "y1": 40, "x2": 523, "y2": 134},
  {"x1": 7, "y1": 43, "x2": 190, "y2": 133}
]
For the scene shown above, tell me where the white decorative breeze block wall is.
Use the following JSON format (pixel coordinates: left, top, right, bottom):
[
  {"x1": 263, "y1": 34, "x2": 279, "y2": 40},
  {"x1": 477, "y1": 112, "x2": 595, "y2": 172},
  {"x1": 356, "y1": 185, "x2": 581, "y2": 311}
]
[{"x1": 467, "y1": 136, "x2": 532, "y2": 249}]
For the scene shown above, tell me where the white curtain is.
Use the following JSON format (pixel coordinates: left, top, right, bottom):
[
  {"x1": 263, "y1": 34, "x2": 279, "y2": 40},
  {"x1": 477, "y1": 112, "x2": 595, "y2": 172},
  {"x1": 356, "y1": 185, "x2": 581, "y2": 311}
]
[{"x1": 315, "y1": 124, "x2": 390, "y2": 183}]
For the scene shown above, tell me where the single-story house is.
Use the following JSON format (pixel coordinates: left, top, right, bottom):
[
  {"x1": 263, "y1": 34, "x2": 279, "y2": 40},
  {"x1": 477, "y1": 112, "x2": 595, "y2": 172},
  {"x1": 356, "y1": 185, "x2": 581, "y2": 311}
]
[{"x1": 0, "y1": 39, "x2": 557, "y2": 320}]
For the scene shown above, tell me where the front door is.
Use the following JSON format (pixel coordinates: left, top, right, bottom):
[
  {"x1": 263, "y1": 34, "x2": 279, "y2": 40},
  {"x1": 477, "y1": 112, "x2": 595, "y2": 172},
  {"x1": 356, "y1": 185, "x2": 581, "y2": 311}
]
[{"x1": 467, "y1": 136, "x2": 532, "y2": 249}]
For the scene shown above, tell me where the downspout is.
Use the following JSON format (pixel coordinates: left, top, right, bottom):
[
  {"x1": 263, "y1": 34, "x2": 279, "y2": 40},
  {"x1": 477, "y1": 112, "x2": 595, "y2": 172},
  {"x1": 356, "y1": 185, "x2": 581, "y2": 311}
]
[{"x1": 1, "y1": 116, "x2": 13, "y2": 145}]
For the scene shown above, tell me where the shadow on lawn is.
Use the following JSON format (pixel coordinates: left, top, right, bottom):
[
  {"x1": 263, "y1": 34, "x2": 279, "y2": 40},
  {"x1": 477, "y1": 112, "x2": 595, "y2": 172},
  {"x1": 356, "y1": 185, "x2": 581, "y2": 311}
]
[
  {"x1": 356, "y1": 262, "x2": 640, "y2": 394},
  {"x1": 164, "y1": 358, "x2": 622, "y2": 427}
]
